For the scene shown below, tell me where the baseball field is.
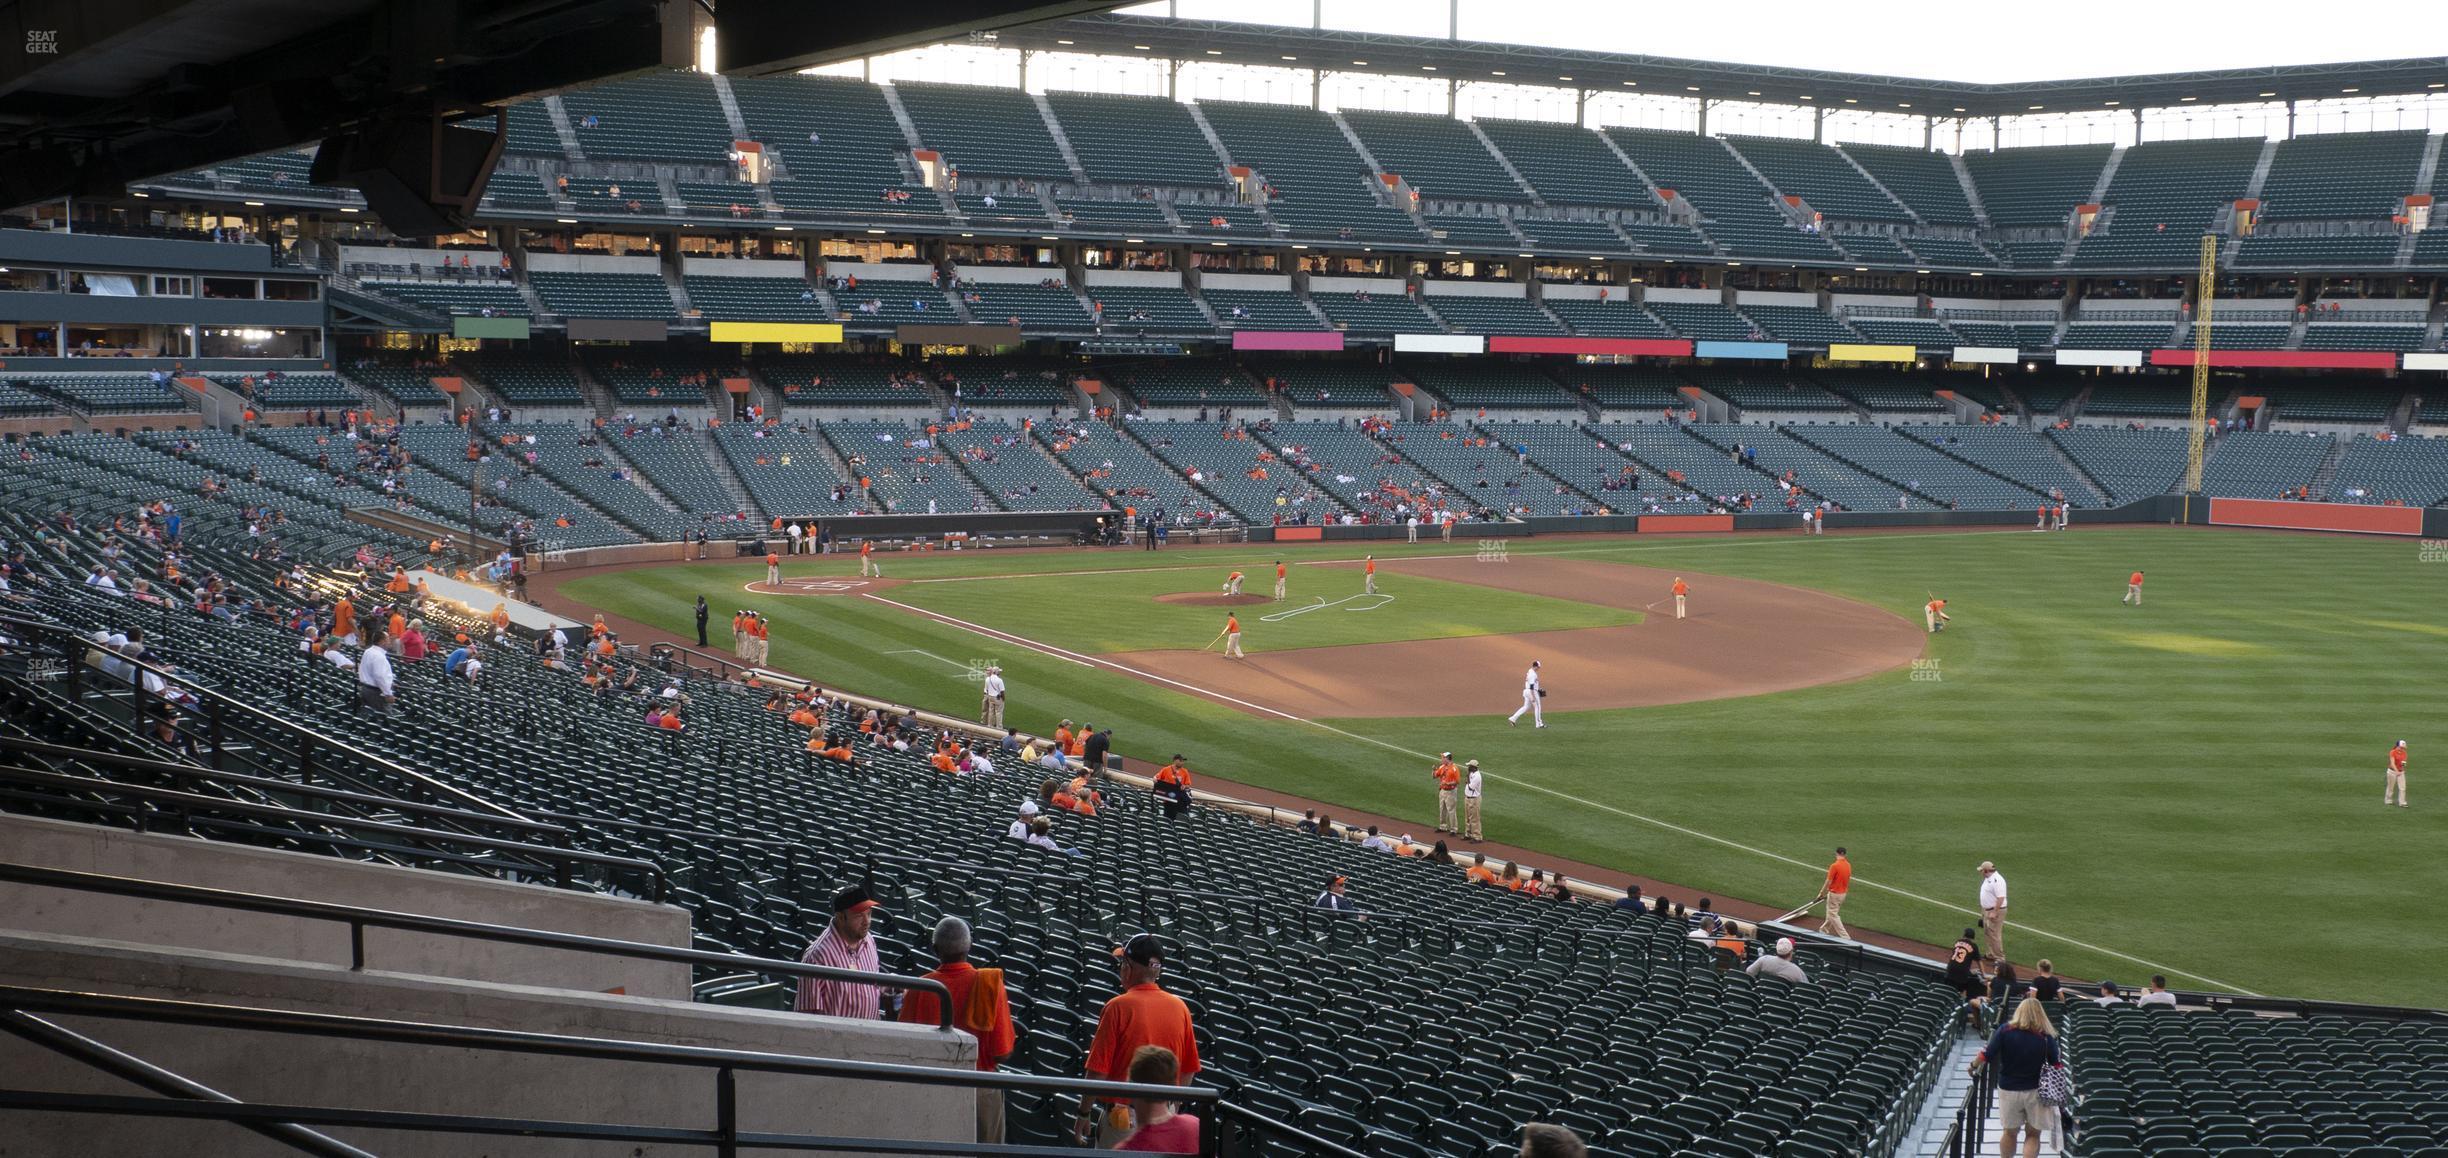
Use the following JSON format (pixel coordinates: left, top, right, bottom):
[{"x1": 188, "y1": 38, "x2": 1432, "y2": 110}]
[{"x1": 557, "y1": 526, "x2": 2446, "y2": 1008}]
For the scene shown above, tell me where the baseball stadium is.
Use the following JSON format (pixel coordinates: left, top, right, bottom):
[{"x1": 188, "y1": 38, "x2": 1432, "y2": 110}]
[{"x1": 1, "y1": 2, "x2": 2445, "y2": 1156}]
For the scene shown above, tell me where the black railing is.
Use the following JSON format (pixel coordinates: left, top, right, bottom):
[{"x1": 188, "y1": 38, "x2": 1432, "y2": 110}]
[
  {"x1": 0, "y1": 611, "x2": 531, "y2": 824},
  {"x1": 0, "y1": 984, "x2": 1238, "y2": 1156},
  {"x1": 1942, "y1": 1058, "x2": 1995, "y2": 1158},
  {"x1": 0, "y1": 764, "x2": 665, "y2": 900},
  {"x1": 0, "y1": 863, "x2": 937, "y2": 1027}
]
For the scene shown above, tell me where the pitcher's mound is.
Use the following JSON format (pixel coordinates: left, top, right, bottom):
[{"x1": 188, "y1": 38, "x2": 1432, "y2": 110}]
[{"x1": 1156, "y1": 592, "x2": 1273, "y2": 607}]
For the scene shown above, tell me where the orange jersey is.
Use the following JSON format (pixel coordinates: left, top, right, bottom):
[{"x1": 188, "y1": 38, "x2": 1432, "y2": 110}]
[
  {"x1": 2129, "y1": 572, "x2": 2145, "y2": 586},
  {"x1": 1826, "y1": 857, "x2": 1852, "y2": 893},
  {"x1": 1225, "y1": 615, "x2": 1239, "y2": 633},
  {"x1": 1155, "y1": 763, "x2": 1192, "y2": 789},
  {"x1": 1365, "y1": 559, "x2": 1376, "y2": 574},
  {"x1": 1434, "y1": 760, "x2": 1461, "y2": 790},
  {"x1": 1276, "y1": 564, "x2": 1286, "y2": 579},
  {"x1": 766, "y1": 553, "x2": 780, "y2": 566},
  {"x1": 1672, "y1": 580, "x2": 1688, "y2": 596},
  {"x1": 2390, "y1": 747, "x2": 2408, "y2": 773},
  {"x1": 861, "y1": 542, "x2": 873, "y2": 556},
  {"x1": 1229, "y1": 571, "x2": 1243, "y2": 581},
  {"x1": 1927, "y1": 599, "x2": 1946, "y2": 614}
]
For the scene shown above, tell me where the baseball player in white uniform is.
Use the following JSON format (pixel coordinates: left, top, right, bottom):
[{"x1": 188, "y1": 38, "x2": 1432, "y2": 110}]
[{"x1": 1507, "y1": 660, "x2": 1546, "y2": 728}]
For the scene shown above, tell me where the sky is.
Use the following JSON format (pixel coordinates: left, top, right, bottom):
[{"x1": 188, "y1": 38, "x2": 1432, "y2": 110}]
[{"x1": 1117, "y1": 0, "x2": 2448, "y2": 84}]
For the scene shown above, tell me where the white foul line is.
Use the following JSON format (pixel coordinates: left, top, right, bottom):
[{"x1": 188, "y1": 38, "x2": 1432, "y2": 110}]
[{"x1": 861, "y1": 588, "x2": 2260, "y2": 995}]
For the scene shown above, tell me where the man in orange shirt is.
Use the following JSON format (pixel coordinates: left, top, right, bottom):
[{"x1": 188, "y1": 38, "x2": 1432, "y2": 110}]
[
  {"x1": 1815, "y1": 847, "x2": 1853, "y2": 940},
  {"x1": 1672, "y1": 577, "x2": 1689, "y2": 620},
  {"x1": 385, "y1": 568, "x2": 411, "y2": 595},
  {"x1": 1079, "y1": 934, "x2": 1197, "y2": 1147},
  {"x1": 2385, "y1": 740, "x2": 2409, "y2": 808},
  {"x1": 1153, "y1": 755, "x2": 1193, "y2": 819},
  {"x1": 1464, "y1": 852, "x2": 1500, "y2": 886},
  {"x1": 2122, "y1": 570, "x2": 2145, "y2": 607},
  {"x1": 1432, "y1": 752, "x2": 1462, "y2": 834},
  {"x1": 1221, "y1": 612, "x2": 1243, "y2": 659},
  {"x1": 1272, "y1": 560, "x2": 1287, "y2": 601},
  {"x1": 859, "y1": 539, "x2": 879, "y2": 578},
  {"x1": 899, "y1": 917, "x2": 1015, "y2": 1143},
  {"x1": 331, "y1": 595, "x2": 358, "y2": 645},
  {"x1": 766, "y1": 550, "x2": 782, "y2": 587},
  {"x1": 1363, "y1": 554, "x2": 1377, "y2": 595},
  {"x1": 1223, "y1": 569, "x2": 1243, "y2": 597},
  {"x1": 1925, "y1": 597, "x2": 1949, "y2": 633},
  {"x1": 490, "y1": 603, "x2": 511, "y2": 635},
  {"x1": 1053, "y1": 720, "x2": 1075, "y2": 757}
]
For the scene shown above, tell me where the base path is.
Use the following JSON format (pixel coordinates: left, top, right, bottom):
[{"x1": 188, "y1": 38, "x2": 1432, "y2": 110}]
[
  {"x1": 1153, "y1": 591, "x2": 1273, "y2": 607},
  {"x1": 1101, "y1": 555, "x2": 1924, "y2": 718}
]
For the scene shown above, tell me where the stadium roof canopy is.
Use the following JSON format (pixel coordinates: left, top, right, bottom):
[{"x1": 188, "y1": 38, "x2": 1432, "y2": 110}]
[{"x1": 992, "y1": 13, "x2": 2448, "y2": 117}]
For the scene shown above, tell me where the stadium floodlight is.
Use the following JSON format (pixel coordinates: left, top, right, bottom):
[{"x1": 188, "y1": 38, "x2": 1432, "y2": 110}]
[
  {"x1": 1422, "y1": 65, "x2": 1437, "y2": 71},
  {"x1": 1125, "y1": 238, "x2": 1143, "y2": 244},
  {"x1": 1492, "y1": 71, "x2": 1507, "y2": 76},
  {"x1": 2181, "y1": 96, "x2": 2199, "y2": 102},
  {"x1": 2259, "y1": 91, "x2": 2277, "y2": 97},
  {"x1": 1292, "y1": 244, "x2": 1307, "y2": 249},
  {"x1": 340, "y1": 207, "x2": 358, "y2": 213},
  {"x1": 1559, "y1": 76, "x2": 1572, "y2": 81},
  {"x1": 1282, "y1": 56, "x2": 1297, "y2": 61},
  {"x1": 1353, "y1": 60, "x2": 1367, "y2": 65},
  {"x1": 863, "y1": 228, "x2": 883, "y2": 234},
  {"x1": 773, "y1": 226, "x2": 792, "y2": 231},
  {"x1": 2105, "y1": 100, "x2": 2121, "y2": 106},
  {"x1": 1133, "y1": 44, "x2": 1150, "y2": 50},
  {"x1": 555, "y1": 218, "x2": 576, "y2": 224},
  {"x1": 1748, "y1": 91, "x2": 1761, "y2": 96},
  {"x1": 1057, "y1": 39, "x2": 1073, "y2": 45},
  {"x1": 1206, "y1": 49, "x2": 1222, "y2": 55},
  {"x1": 244, "y1": 200, "x2": 265, "y2": 207},
  {"x1": 2341, "y1": 87, "x2": 2359, "y2": 93}
]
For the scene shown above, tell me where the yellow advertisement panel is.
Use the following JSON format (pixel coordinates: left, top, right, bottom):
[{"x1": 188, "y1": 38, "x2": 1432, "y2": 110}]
[
  {"x1": 710, "y1": 321, "x2": 844, "y2": 344},
  {"x1": 1826, "y1": 343, "x2": 1918, "y2": 363}
]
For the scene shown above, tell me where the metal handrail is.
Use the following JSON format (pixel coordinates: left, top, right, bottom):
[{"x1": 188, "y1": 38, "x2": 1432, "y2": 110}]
[
  {"x1": 0, "y1": 734, "x2": 567, "y2": 838},
  {"x1": 0, "y1": 768, "x2": 663, "y2": 900},
  {"x1": 0, "y1": 984, "x2": 1230, "y2": 1156},
  {"x1": 0, "y1": 863, "x2": 930, "y2": 1025},
  {"x1": 0, "y1": 610, "x2": 530, "y2": 823}
]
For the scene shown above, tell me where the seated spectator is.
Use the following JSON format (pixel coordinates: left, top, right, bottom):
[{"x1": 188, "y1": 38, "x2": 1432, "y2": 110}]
[
  {"x1": 2092, "y1": 981, "x2": 2124, "y2": 1006},
  {"x1": 2030, "y1": 959, "x2": 2064, "y2": 1002},
  {"x1": 1465, "y1": 853, "x2": 1500, "y2": 887},
  {"x1": 1358, "y1": 825, "x2": 1391, "y2": 853},
  {"x1": 2136, "y1": 975, "x2": 2178, "y2": 1007},
  {"x1": 1520, "y1": 1123, "x2": 1588, "y2": 1158},
  {"x1": 1313, "y1": 874, "x2": 1361, "y2": 917},
  {"x1": 1613, "y1": 885, "x2": 1646, "y2": 912}
]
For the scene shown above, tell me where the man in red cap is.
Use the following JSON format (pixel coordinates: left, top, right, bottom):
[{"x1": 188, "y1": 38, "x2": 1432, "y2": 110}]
[
  {"x1": 1079, "y1": 933, "x2": 1198, "y2": 1146},
  {"x1": 795, "y1": 885, "x2": 882, "y2": 1018},
  {"x1": 1314, "y1": 874, "x2": 1362, "y2": 917}
]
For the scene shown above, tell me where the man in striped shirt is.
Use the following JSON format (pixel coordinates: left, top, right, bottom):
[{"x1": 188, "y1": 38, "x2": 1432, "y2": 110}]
[{"x1": 795, "y1": 886, "x2": 882, "y2": 1018}]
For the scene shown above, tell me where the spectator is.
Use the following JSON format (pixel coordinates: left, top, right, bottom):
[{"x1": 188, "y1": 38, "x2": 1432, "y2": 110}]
[
  {"x1": 1295, "y1": 810, "x2": 1319, "y2": 834},
  {"x1": 2091, "y1": 981, "x2": 2124, "y2": 1006},
  {"x1": 1945, "y1": 928, "x2": 1987, "y2": 1025},
  {"x1": 1152, "y1": 755, "x2": 1192, "y2": 819},
  {"x1": 1081, "y1": 933, "x2": 1198, "y2": 1147},
  {"x1": 1521, "y1": 1122, "x2": 1588, "y2": 1158},
  {"x1": 1359, "y1": 825, "x2": 1391, "y2": 852},
  {"x1": 1745, "y1": 936, "x2": 1810, "y2": 983},
  {"x1": 1971, "y1": 998, "x2": 2062, "y2": 1158},
  {"x1": 397, "y1": 618, "x2": 428, "y2": 662},
  {"x1": 1081, "y1": 725, "x2": 1111, "y2": 770},
  {"x1": 897, "y1": 917, "x2": 1014, "y2": 1143},
  {"x1": 2137, "y1": 975, "x2": 2178, "y2": 1007},
  {"x1": 1465, "y1": 852, "x2": 1500, "y2": 886},
  {"x1": 794, "y1": 886, "x2": 883, "y2": 1019},
  {"x1": 1314, "y1": 874, "x2": 1361, "y2": 916},
  {"x1": 1114, "y1": 1045, "x2": 1200, "y2": 1154},
  {"x1": 1613, "y1": 885, "x2": 1646, "y2": 913},
  {"x1": 2030, "y1": 959, "x2": 2064, "y2": 1002},
  {"x1": 355, "y1": 623, "x2": 394, "y2": 713}
]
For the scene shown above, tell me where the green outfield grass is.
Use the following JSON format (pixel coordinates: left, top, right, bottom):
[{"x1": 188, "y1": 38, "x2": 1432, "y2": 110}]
[{"x1": 563, "y1": 528, "x2": 2447, "y2": 1007}]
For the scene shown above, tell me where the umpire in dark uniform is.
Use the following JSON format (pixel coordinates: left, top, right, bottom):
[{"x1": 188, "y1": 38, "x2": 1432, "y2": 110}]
[{"x1": 694, "y1": 595, "x2": 710, "y2": 647}]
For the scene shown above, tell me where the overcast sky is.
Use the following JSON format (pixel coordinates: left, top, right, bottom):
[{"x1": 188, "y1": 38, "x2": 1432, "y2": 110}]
[{"x1": 1117, "y1": 0, "x2": 2448, "y2": 84}]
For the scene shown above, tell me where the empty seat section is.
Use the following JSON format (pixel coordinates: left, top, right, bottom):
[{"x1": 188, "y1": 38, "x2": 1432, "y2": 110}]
[
  {"x1": 1252, "y1": 422, "x2": 1487, "y2": 521},
  {"x1": 1510, "y1": 217, "x2": 1634, "y2": 255},
  {"x1": 2328, "y1": 434, "x2": 2448, "y2": 505},
  {"x1": 1310, "y1": 291, "x2": 1439, "y2": 335},
  {"x1": 818, "y1": 421, "x2": 988, "y2": 514},
  {"x1": 1110, "y1": 358, "x2": 1268, "y2": 409},
  {"x1": 1420, "y1": 214, "x2": 1520, "y2": 247},
  {"x1": 212, "y1": 372, "x2": 360, "y2": 410},
  {"x1": 1686, "y1": 368, "x2": 1848, "y2": 415},
  {"x1": 1036, "y1": 420, "x2": 1211, "y2": 517},
  {"x1": 479, "y1": 171, "x2": 555, "y2": 211},
  {"x1": 963, "y1": 282, "x2": 1092, "y2": 334},
  {"x1": 1646, "y1": 300, "x2": 1754, "y2": 341},
  {"x1": 2057, "y1": 320, "x2": 2176, "y2": 350},
  {"x1": 1783, "y1": 424, "x2": 2043, "y2": 509},
  {"x1": 1043, "y1": 90, "x2": 1225, "y2": 187},
  {"x1": 1138, "y1": 423, "x2": 1346, "y2": 522},
  {"x1": 1423, "y1": 294, "x2": 1564, "y2": 335},
  {"x1": 934, "y1": 420, "x2": 1105, "y2": 511},
  {"x1": 1830, "y1": 232, "x2": 1916, "y2": 264},
  {"x1": 1549, "y1": 364, "x2": 1689, "y2": 412},
  {"x1": 1054, "y1": 198, "x2": 1174, "y2": 232},
  {"x1": 364, "y1": 279, "x2": 528, "y2": 317},
  {"x1": 1898, "y1": 235, "x2": 2000, "y2": 267},
  {"x1": 2254, "y1": 382, "x2": 2406, "y2": 424},
  {"x1": 1818, "y1": 371, "x2": 1944, "y2": 413},
  {"x1": 756, "y1": 354, "x2": 933, "y2": 408},
  {"x1": 559, "y1": 70, "x2": 733, "y2": 163},
  {"x1": 893, "y1": 82, "x2": 1072, "y2": 181},
  {"x1": 684, "y1": 275, "x2": 829, "y2": 321},
  {"x1": 2071, "y1": 138, "x2": 2265, "y2": 268},
  {"x1": 1688, "y1": 423, "x2": 1904, "y2": 510},
  {"x1": 529, "y1": 270, "x2": 678, "y2": 318},
  {"x1": 1615, "y1": 220, "x2": 1718, "y2": 255},
  {"x1": 1199, "y1": 101, "x2": 1423, "y2": 241},
  {"x1": 1179, "y1": 202, "x2": 1270, "y2": 236},
  {"x1": 2255, "y1": 130, "x2": 2428, "y2": 222},
  {"x1": 1962, "y1": 143, "x2": 2112, "y2": 228},
  {"x1": 498, "y1": 100, "x2": 568, "y2": 157},
  {"x1": 1840, "y1": 143, "x2": 1980, "y2": 226},
  {"x1": 23, "y1": 374, "x2": 194, "y2": 414},
  {"x1": 2191, "y1": 320, "x2": 2293, "y2": 350},
  {"x1": 340, "y1": 364, "x2": 450, "y2": 407},
  {"x1": 2201, "y1": 429, "x2": 2335, "y2": 496},
  {"x1": 2047, "y1": 425, "x2": 2188, "y2": 502},
  {"x1": 2301, "y1": 320, "x2": 2427, "y2": 351},
  {"x1": 1739, "y1": 304, "x2": 1860, "y2": 345},
  {"x1": 1202, "y1": 288, "x2": 1324, "y2": 330},
  {"x1": 1340, "y1": 108, "x2": 1528, "y2": 203},
  {"x1": 2232, "y1": 233, "x2": 2403, "y2": 268},
  {"x1": 1480, "y1": 422, "x2": 1659, "y2": 513},
  {"x1": 1243, "y1": 359, "x2": 1394, "y2": 409},
  {"x1": 1844, "y1": 316, "x2": 1961, "y2": 349},
  {"x1": 605, "y1": 426, "x2": 746, "y2": 516},
  {"x1": 1079, "y1": 285, "x2": 1211, "y2": 332},
  {"x1": 1398, "y1": 360, "x2": 1571, "y2": 411},
  {"x1": 1545, "y1": 297, "x2": 1674, "y2": 338},
  {"x1": 462, "y1": 353, "x2": 586, "y2": 408},
  {"x1": 729, "y1": 75, "x2": 940, "y2": 221},
  {"x1": 2080, "y1": 379, "x2": 2194, "y2": 418},
  {"x1": 486, "y1": 422, "x2": 697, "y2": 539},
  {"x1": 1898, "y1": 425, "x2": 2100, "y2": 504},
  {"x1": 1475, "y1": 119, "x2": 1652, "y2": 208},
  {"x1": 1604, "y1": 127, "x2": 1842, "y2": 261},
  {"x1": 952, "y1": 193, "x2": 1050, "y2": 225},
  {"x1": 1723, "y1": 134, "x2": 1910, "y2": 223},
  {"x1": 710, "y1": 425, "x2": 867, "y2": 515}
]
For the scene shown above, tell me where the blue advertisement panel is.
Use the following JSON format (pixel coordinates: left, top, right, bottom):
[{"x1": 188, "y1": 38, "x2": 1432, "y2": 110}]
[{"x1": 1693, "y1": 340, "x2": 1789, "y2": 360}]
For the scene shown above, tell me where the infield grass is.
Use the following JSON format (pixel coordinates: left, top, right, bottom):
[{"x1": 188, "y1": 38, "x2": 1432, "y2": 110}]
[{"x1": 564, "y1": 527, "x2": 2447, "y2": 1007}]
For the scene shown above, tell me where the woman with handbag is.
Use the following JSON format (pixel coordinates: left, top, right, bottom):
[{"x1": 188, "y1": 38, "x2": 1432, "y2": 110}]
[{"x1": 1971, "y1": 996, "x2": 2065, "y2": 1158}]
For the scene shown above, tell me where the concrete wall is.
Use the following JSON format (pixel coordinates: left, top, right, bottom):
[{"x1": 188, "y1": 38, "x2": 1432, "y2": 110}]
[
  {"x1": 0, "y1": 933, "x2": 975, "y2": 1157},
  {"x1": 524, "y1": 253, "x2": 662, "y2": 276},
  {"x1": 0, "y1": 814, "x2": 693, "y2": 1000},
  {"x1": 1199, "y1": 272, "x2": 1291, "y2": 292},
  {"x1": 1643, "y1": 286, "x2": 1721, "y2": 305},
  {"x1": 1308, "y1": 275, "x2": 1404, "y2": 294},
  {"x1": 1733, "y1": 290, "x2": 1818, "y2": 309},
  {"x1": 1081, "y1": 270, "x2": 1182, "y2": 289},
  {"x1": 1422, "y1": 280, "x2": 1524, "y2": 299},
  {"x1": 681, "y1": 257, "x2": 806, "y2": 279}
]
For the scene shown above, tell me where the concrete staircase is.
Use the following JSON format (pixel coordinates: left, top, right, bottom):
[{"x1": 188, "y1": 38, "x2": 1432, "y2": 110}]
[
  {"x1": 2040, "y1": 429, "x2": 2116, "y2": 504},
  {"x1": 709, "y1": 74, "x2": 751, "y2": 142},
  {"x1": 1465, "y1": 120, "x2": 1545, "y2": 206},
  {"x1": 693, "y1": 427, "x2": 758, "y2": 515},
  {"x1": 2306, "y1": 433, "x2": 2348, "y2": 500},
  {"x1": 1833, "y1": 146, "x2": 1922, "y2": 226},
  {"x1": 544, "y1": 97, "x2": 586, "y2": 162},
  {"x1": 1029, "y1": 94, "x2": 1093, "y2": 185},
  {"x1": 1948, "y1": 153, "x2": 1992, "y2": 229}
]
